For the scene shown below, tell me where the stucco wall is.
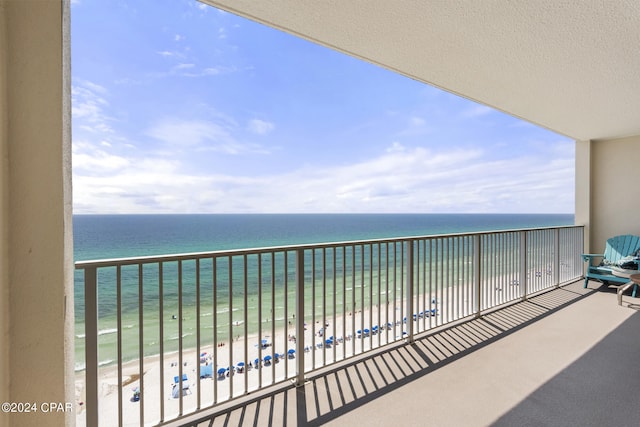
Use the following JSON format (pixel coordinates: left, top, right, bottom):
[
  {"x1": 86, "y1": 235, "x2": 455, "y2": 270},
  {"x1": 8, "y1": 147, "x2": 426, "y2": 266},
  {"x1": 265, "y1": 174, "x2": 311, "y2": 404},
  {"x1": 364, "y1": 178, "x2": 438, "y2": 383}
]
[
  {"x1": 1, "y1": 1, "x2": 73, "y2": 426},
  {"x1": 574, "y1": 140, "x2": 591, "y2": 253},
  {"x1": 0, "y1": 2, "x2": 9, "y2": 424},
  {"x1": 589, "y1": 135, "x2": 640, "y2": 253}
]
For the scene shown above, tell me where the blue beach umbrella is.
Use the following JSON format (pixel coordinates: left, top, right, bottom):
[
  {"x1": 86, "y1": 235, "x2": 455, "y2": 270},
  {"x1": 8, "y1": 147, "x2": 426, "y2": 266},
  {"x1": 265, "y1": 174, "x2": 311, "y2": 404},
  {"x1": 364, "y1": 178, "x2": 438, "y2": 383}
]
[
  {"x1": 217, "y1": 368, "x2": 226, "y2": 375},
  {"x1": 200, "y1": 364, "x2": 213, "y2": 378},
  {"x1": 288, "y1": 349, "x2": 295, "y2": 354},
  {"x1": 263, "y1": 355, "x2": 272, "y2": 361},
  {"x1": 237, "y1": 361, "x2": 245, "y2": 367}
]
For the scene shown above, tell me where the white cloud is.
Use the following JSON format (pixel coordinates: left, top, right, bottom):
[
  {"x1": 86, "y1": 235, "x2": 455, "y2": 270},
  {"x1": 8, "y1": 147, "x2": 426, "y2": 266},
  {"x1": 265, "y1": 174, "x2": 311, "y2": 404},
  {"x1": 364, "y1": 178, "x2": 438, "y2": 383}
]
[
  {"x1": 73, "y1": 141, "x2": 130, "y2": 175},
  {"x1": 247, "y1": 119, "x2": 275, "y2": 135},
  {"x1": 386, "y1": 142, "x2": 405, "y2": 153},
  {"x1": 460, "y1": 105, "x2": 495, "y2": 119},
  {"x1": 72, "y1": 81, "x2": 115, "y2": 134},
  {"x1": 145, "y1": 118, "x2": 269, "y2": 155},
  {"x1": 73, "y1": 140, "x2": 574, "y2": 214}
]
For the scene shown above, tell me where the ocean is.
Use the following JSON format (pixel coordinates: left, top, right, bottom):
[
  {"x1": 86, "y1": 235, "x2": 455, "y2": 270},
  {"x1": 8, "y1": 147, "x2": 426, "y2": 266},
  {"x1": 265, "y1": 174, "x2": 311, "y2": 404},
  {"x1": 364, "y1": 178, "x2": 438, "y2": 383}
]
[{"x1": 73, "y1": 213, "x2": 574, "y2": 370}]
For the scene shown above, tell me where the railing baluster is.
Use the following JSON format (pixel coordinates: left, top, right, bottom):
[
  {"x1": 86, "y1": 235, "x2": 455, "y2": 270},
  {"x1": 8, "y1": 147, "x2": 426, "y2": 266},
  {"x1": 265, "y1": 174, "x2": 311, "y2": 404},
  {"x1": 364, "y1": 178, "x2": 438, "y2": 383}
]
[
  {"x1": 84, "y1": 266, "x2": 98, "y2": 427},
  {"x1": 196, "y1": 259, "x2": 201, "y2": 409},
  {"x1": 228, "y1": 257, "x2": 233, "y2": 398},
  {"x1": 295, "y1": 248, "x2": 305, "y2": 386},
  {"x1": 158, "y1": 262, "x2": 165, "y2": 422},
  {"x1": 520, "y1": 231, "x2": 528, "y2": 300},
  {"x1": 405, "y1": 240, "x2": 414, "y2": 343},
  {"x1": 212, "y1": 257, "x2": 218, "y2": 404},
  {"x1": 116, "y1": 266, "x2": 123, "y2": 427},
  {"x1": 554, "y1": 229, "x2": 561, "y2": 287},
  {"x1": 243, "y1": 254, "x2": 248, "y2": 394},
  {"x1": 474, "y1": 235, "x2": 481, "y2": 318},
  {"x1": 177, "y1": 260, "x2": 183, "y2": 416},
  {"x1": 256, "y1": 254, "x2": 262, "y2": 390}
]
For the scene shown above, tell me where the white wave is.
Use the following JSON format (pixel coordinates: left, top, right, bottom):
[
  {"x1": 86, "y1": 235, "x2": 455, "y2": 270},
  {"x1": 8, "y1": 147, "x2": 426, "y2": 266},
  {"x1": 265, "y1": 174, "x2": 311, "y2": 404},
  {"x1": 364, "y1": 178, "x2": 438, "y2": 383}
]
[
  {"x1": 98, "y1": 328, "x2": 118, "y2": 336},
  {"x1": 75, "y1": 359, "x2": 114, "y2": 371},
  {"x1": 167, "y1": 333, "x2": 194, "y2": 341}
]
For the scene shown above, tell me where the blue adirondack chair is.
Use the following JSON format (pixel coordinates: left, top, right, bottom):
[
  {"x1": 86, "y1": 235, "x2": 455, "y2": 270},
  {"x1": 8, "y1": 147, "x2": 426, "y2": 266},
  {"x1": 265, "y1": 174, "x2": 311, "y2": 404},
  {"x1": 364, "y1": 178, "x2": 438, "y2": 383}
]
[{"x1": 583, "y1": 234, "x2": 640, "y2": 297}]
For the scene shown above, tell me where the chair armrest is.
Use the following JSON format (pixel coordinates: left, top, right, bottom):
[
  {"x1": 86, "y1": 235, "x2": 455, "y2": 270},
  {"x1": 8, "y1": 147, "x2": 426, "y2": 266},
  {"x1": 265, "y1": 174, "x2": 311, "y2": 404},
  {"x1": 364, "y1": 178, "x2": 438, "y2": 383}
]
[{"x1": 582, "y1": 253, "x2": 603, "y2": 264}]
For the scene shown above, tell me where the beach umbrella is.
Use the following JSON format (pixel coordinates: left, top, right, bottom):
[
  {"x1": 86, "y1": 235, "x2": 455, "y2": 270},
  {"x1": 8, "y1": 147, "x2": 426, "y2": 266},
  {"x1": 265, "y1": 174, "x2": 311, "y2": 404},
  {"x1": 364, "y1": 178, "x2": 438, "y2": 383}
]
[
  {"x1": 217, "y1": 368, "x2": 226, "y2": 375},
  {"x1": 263, "y1": 355, "x2": 272, "y2": 361},
  {"x1": 200, "y1": 364, "x2": 213, "y2": 378},
  {"x1": 255, "y1": 358, "x2": 260, "y2": 366},
  {"x1": 364, "y1": 328, "x2": 370, "y2": 334},
  {"x1": 288, "y1": 349, "x2": 295, "y2": 354}
]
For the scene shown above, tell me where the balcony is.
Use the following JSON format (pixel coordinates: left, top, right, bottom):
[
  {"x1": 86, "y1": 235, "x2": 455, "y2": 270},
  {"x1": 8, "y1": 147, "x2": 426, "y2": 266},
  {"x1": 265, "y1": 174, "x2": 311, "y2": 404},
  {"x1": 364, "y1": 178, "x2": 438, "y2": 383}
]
[{"x1": 75, "y1": 225, "x2": 600, "y2": 426}]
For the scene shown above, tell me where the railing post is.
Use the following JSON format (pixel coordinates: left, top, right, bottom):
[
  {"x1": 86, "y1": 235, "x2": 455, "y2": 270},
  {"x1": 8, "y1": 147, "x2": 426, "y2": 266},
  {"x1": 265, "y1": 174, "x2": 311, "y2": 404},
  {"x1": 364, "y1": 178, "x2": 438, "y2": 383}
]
[
  {"x1": 84, "y1": 266, "x2": 99, "y2": 427},
  {"x1": 474, "y1": 236, "x2": 481, "y2": 318},
  {"x1": 405, "y1": 240, "x2": 414, "y2": 343},
  {"x1": 520, "y1": 231, "x2": 528, "y2": 300},
  {"x1": 554, "y1": 228, "x2": 561, "y2": 287},
  {"x1": 295, "y1": 249, "x2": 305, "y2": 386}
]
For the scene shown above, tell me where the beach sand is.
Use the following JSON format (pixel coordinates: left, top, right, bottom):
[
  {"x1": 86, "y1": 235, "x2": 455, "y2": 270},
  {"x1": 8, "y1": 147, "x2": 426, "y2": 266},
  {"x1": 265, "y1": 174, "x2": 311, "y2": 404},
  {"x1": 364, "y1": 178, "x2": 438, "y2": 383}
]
[
  {"x1": 75, "y1": 274, "x2": 540, "y2": 427},
  {"x1": 74, "y1": 296, "x2": 456, "y2": 427}
]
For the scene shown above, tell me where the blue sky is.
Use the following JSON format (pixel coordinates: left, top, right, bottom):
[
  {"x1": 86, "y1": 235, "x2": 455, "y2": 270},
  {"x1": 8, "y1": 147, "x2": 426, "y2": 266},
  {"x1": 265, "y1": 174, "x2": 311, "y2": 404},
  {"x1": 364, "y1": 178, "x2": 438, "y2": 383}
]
[{"x1": 71, "y1": 0, "x2": 574, "y2": 214}]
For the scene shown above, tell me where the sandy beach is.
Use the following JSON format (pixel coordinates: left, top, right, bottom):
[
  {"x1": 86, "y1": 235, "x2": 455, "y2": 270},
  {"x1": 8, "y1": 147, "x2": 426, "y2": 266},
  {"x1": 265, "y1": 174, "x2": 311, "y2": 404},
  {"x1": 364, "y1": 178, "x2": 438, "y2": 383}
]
[
  {"x1": 75, "y1": 272, "x2": 544, "y2": 426},
  {"x1": 74, "y1": 292, "x2": 458, "y2": 427}
]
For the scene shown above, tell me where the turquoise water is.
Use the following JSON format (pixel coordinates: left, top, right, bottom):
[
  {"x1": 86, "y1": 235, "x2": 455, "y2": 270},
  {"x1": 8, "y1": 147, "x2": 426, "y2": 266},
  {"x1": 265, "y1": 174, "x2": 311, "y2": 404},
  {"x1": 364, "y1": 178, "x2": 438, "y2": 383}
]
[{"x1": 73, "y1": 213, "x2": 574, "y2": 369}]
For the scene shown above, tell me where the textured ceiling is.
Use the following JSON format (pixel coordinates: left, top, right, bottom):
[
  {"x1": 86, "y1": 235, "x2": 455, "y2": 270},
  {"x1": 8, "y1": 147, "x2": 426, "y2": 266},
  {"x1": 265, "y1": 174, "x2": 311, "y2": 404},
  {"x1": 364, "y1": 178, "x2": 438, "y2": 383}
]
[{"x1": 202, "y1": 0, "x2": 640, "y2": 141}]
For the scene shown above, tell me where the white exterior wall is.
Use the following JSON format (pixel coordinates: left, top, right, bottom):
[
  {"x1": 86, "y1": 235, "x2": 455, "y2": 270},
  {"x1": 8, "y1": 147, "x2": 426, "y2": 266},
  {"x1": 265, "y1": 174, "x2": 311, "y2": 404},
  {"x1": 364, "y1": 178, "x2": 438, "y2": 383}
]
[
  {"x1": 575, "y1": 140, "x2": 591, "y2": 253},
  {"x1": 0, "y1": 1, "x2": 9, "y2": 421},
  {"x1": 584, "y1": 135, "x2": 640, "y2": 253},
  {"x1": 0, "y1": 1, "x2": 73, "y2": 426}
]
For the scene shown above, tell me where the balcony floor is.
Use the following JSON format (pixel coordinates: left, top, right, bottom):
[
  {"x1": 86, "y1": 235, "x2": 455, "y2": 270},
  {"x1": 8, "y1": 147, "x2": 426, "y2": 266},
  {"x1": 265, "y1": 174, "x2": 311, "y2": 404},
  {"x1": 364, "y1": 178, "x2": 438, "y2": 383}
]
[{"x1": 169, "y1": 280, "x2": 640, "y2": 427}]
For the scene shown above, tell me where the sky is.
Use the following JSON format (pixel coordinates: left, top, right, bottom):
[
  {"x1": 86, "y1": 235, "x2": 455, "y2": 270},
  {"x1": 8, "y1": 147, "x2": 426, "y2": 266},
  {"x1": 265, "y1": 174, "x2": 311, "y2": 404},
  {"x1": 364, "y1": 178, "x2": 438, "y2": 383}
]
[{"x1": 71, "y1": 0, "x2": 575, "y2": 215}]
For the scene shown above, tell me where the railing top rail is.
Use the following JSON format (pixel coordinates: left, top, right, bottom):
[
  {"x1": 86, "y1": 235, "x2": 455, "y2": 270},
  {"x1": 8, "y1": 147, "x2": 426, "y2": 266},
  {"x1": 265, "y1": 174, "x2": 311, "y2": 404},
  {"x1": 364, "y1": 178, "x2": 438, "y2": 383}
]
[{"x1": 75, "y1": 224, "x2": 584, "y2": 269}]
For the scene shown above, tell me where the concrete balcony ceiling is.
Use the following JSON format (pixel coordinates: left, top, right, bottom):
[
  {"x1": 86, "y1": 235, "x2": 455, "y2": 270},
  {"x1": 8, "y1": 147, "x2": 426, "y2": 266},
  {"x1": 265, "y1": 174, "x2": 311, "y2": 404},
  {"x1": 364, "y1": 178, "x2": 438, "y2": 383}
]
[{"x1": 202, "y1": 0, "x2": 640, "y2": 142}]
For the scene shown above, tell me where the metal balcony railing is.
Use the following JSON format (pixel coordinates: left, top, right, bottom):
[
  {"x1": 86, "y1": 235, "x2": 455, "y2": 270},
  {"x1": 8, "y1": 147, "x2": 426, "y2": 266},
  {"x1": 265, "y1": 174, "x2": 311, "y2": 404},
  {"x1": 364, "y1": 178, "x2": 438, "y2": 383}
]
[{"x1": 75, "y1": 225, "x2": 584, "y2": 426}]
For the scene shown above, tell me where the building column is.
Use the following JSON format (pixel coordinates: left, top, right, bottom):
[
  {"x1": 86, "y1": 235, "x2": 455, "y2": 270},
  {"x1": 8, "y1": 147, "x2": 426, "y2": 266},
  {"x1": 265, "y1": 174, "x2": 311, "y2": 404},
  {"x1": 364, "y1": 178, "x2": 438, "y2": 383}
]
[
  {"x1": 575, "y1": 140, "x2": 591, "y2": 253},
  {"x1": 1, "y1": 1, "x2": 74, "y2": 426}
]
